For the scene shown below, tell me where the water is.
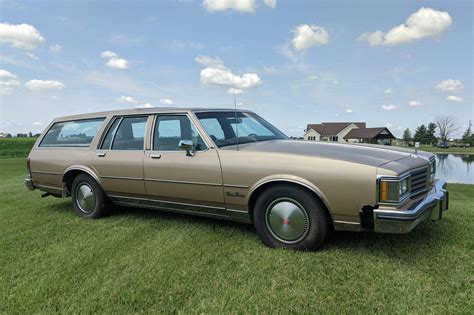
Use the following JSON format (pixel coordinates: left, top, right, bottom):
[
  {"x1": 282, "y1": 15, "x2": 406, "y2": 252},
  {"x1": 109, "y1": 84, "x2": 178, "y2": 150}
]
[{"x1": 435, "y1": 154, "x2": 474, "y2": 184}]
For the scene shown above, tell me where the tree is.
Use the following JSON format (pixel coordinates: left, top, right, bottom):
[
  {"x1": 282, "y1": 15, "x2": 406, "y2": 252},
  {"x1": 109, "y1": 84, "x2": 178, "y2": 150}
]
[
  {"x1": 413, "y1": 124, "x2": 427, "y2": 144},
  {"x1": 435, "y1": 115, "x2": 459, "y2": 142},
  {"x1": 462, "y1": 120, "x2": 474, "y2": 145},
  {"x1": 28, "y1": 131, "x2": 33, "y2": 137},
  {"x1": 427, "y1": 122, "x2": 437, "y2": 145},
  {"x1": 402, "y1": 128, "x2": 412, "y2": 145}
]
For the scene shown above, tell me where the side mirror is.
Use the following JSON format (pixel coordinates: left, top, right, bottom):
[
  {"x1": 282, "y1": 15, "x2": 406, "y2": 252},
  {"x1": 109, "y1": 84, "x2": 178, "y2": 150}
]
[{"x1": 178, "y1": 140, "x2": 194, "y2": 156}]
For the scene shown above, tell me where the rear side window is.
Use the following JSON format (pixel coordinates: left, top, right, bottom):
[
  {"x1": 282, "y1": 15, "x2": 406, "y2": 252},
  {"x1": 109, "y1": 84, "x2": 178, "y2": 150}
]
[
  {"x1": 40, "y1": 118, "x2": 105, "y2": 147},
  {"x1": 111, "y1": 116, "x2": 148, "y2": 150}
]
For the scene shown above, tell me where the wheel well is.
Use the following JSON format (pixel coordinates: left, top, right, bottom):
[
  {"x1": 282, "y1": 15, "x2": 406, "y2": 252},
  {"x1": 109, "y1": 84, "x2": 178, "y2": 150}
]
[
  {"x1": 247, "y1": 181, "x2": 334, "y2": 226},
  {"x1": 63, "y1": 170, "x2": 89, "y2": 196}
]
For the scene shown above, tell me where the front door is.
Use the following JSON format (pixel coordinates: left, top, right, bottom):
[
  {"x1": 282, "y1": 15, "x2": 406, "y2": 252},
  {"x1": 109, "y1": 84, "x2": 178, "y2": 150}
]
[
  {"x1": 92, "y1": 115, "x2": 150, "y2": 199},
  {"x1": 144, "y1": 114, "x2": 225, "y2": 216}
]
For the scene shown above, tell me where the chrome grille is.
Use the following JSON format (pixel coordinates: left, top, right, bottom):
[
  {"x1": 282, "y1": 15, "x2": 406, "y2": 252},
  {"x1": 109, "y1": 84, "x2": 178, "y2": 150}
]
[{"x1": 410, "y1": 167, "x2": 429, "y2": 196}]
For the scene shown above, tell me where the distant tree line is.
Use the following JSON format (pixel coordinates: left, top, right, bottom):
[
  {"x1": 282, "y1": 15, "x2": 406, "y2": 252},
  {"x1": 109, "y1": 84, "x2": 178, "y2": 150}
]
[
  {"x1": 402, "y1": 115, "x2": 473, "y2": 146},
  {"x1": 0, "y1": 132, "x2": 40, "y2": 138}
]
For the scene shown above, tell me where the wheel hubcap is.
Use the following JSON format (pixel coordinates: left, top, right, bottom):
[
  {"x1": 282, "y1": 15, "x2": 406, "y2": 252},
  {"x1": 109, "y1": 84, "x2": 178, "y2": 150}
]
[
  {"x1": 76, "y1": 183, "x2": 95, "y2": 214},
  {"x1": 265, "y1": 198, "x2": 310, "y2": 244}
]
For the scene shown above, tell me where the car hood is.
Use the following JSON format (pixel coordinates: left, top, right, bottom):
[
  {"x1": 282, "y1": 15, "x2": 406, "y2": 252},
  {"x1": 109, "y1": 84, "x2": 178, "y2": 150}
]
[{"x1": 232, "y1": 140, "x2": 432, "y2": 168}]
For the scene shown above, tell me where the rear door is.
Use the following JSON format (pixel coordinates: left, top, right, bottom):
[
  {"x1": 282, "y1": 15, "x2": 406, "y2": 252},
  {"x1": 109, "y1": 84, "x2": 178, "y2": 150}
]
[
  {"x1": 144, "y1": 114, "x2": 225, "y2": 214},
  {"x1": 92, "y1": 115, "x2": 151, "y2": 199}
]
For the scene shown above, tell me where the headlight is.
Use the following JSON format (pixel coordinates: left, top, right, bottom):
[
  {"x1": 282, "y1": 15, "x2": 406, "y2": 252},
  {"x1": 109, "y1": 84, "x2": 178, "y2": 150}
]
[{"x1": 379, "y1": 177, "x2": 410, "y2": 204}]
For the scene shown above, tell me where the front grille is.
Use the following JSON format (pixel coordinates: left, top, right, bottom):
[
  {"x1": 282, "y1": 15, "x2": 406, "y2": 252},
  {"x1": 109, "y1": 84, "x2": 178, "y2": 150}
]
[{"x1": 410, "y1": 167, "x2": 429, "y2": 196}]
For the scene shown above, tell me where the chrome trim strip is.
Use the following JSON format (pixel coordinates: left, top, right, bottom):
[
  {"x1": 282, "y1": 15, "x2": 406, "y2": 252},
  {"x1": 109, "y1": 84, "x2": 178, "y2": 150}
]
[
  {"x1": 108, "y1": 195, "x2": 226, "y2": 210},
  {"x1": 31, "y1": 170, "x2": 62, "y2": 175},
  {"x1": 333, "y1": 220, "x2": 362, "y2": 232},
  {"x1": 100, "y1": 175, "x2": 143, "y2": 181},
  {"x1": 224, "y1": 184, "x2": 250, "y2": 188},
  {"x1": 226, "y1": 208, "x2": 248, "y2": 213},
  {"x1": 144, "y1": 178, "x2": 221, "y2": 186}
]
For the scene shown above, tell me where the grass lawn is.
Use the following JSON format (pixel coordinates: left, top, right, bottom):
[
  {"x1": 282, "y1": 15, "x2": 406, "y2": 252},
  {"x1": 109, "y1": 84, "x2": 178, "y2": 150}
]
[
  {"x1": 396, "y1": 144, "x2": 474, "y2": 155},
  {"x1": 0, "y1": 158, "x2": 473, "y2": 313},
  {"x1": 0, "y1": 138, "x2": 38, "y2": 159}
]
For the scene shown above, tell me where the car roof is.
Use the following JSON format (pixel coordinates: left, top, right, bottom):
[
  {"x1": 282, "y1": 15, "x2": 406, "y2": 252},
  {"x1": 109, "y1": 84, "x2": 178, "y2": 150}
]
[{"x1": 52, "y1": 107, "x2": 254, "y2": 122}]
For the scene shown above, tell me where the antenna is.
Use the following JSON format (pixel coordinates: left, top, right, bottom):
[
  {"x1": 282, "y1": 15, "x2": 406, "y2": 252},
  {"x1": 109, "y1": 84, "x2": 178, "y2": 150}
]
[{"x1": 231, "y1": 69, "x2": 239, "y2": 151}]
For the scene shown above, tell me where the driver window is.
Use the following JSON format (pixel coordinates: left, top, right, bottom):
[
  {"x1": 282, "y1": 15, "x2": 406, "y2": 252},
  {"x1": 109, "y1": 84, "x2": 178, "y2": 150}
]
[{"x1": 153, "y1": 115, "x2": 207, "y2": 151}]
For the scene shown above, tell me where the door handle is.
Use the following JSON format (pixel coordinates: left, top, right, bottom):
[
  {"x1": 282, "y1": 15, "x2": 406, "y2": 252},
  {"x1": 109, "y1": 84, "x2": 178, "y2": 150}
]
[
  {"x1": 148, "y1": 153, "x2": 161, "y2": 159},
  {"x1": 96, "y1": 152, "x2": 106, "y2": 157}
]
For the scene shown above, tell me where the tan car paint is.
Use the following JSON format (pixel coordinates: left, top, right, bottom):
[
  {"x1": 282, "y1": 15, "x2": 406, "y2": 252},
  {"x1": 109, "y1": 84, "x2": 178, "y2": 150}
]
[{"x1": 27, "y1": 107, "x2": 434, "y2": 230}]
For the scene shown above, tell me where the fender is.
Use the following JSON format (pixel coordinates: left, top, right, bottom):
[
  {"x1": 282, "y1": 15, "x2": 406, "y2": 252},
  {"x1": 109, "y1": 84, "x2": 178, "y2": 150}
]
[
  {"x1": 247, "y1": 174, "x2": 333, "y2": 215},
  {"x1": 62, "y1": 165, "x2": 103, "y2": 189}
]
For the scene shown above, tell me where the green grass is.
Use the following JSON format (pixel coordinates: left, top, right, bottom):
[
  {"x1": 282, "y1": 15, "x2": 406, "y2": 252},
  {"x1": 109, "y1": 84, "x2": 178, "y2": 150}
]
[
  {"x1": 0, "y1": 158, "x2": 473, "y2": 313},
  {"x1": 396, "y1": 144, "x2": 474, "y2": 154},
  {"x1": 0, "y1": 138, "x2": 38, "y2": 159}
]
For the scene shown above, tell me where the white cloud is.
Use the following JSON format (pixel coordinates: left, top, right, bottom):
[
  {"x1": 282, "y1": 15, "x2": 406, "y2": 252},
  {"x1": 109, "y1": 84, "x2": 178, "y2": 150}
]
[
  {"x1": 160, "y1": 98, "x2": 174, "y2": 105},
  {"x1": 292, "y1": 24, "x2": 329, "y2": 51},
  {"x1": 195, "y1": 55, "x2": 225, "y2": 69},
  {"x1": 137, "y1": 103, "x2": 154, "y2": 108},
  {"x1": 307, "y1": 75, "x2": 318, "y2": 80},
  {"x1": 384, "y1": 88, "x2": 395, "y2": 95},
  {"x1": 25, "y1": 52, "x2": 39, "y2": 60},
  {"x1": 203, "y1": 0, "x2": 256, "y2": 13},
  {"x1": 408, "y1": 100, "x2": 424, "y2": 107},
  {"x1": 0, "y1": 23, "x2": 45, "y2": 50},
  {"x1": 0, "y1": 69, "x2": 20, "y2": 95},
  {"x1": 358, "y1": 7, "x2": 452, "y2": 46},
  {"x1": 101, "y1": 51, "x2": 117, "y2": 58},
  {"x1": 435, "y1": 79, "x2": 463, "y2": 92},
  {"x1": 25, "y1": 79, "x2": 64, "y2": 91},
  {"x1": 386, "y1": 123, "x2": 393, "y2": 128},
  {"x1": 346, "y1": 109, "x2": 353, "y2": 113},
  {"x1": 33, "y1": 121, "x2": 43, "y2": 126},
  {"x1": 382, "y1": 104, "x2": 398, "y2": 111},
  {"x1": 100, "y1": 51, "x2": 128, "y2": 69},
  {"x1": 197, "y1": 55, "x2": 262, "y2": 92},
  {"x1": 117, "y1": 95, "x2": 138, "y2": 104},
  {"x1": 263, "y1": 0, "x2": 276, "y2": 9},
  {"x1": 446, "y1": 95, "x2": 463, "y2": 102},
  {"x1": 227, "y1": 88, "x2": 244, "y2": 95},
  {"x1": 49, "y1": 44, "x2": 62, "y2": 53}
]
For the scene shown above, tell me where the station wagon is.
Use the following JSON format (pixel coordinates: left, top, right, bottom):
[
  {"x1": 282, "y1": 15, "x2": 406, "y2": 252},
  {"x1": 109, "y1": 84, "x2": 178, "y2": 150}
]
[{"x1": 25, "y1": 108, "x2": 449, "y2": 250}]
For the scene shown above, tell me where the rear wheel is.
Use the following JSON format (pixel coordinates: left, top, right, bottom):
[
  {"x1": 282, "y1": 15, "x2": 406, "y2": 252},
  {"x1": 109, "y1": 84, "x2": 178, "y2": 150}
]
[
  {"x1": 71, "y1": 174, "x2": 109, "y2": 218},
  {"x1": 253, "y1": 185, "x2": 330, "y2": 251}
]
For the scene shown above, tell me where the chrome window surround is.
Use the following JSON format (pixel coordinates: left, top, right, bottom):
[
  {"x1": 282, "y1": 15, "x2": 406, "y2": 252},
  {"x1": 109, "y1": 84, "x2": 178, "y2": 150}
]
[
  {"x1": 377, "y1": 165, "x2": 431, "y2": 207},
  {"x1": 97, "y1": 115, "x2": 149, "y2": 151},
  {"x1": 150, "y1": 113, "x2": 210, "y2": 152}
]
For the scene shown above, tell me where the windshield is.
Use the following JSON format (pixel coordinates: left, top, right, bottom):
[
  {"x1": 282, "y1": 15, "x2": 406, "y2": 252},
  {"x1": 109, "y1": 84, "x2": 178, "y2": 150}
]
[{"x1": 195, "y1": 111, "x2": 287, "y2": 148}]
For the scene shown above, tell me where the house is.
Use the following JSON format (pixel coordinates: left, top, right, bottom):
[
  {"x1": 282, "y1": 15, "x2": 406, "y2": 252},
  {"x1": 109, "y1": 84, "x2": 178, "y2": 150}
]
[{"x1": 304, "y1": 122, "x2": 395, "y2": 145}]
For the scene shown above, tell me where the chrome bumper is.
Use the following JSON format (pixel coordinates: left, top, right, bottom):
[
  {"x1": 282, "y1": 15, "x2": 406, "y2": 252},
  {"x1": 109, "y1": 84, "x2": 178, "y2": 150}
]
[
  {"x1": 374, "y1": 180, "x2": 449, "y2": 233},
  {"x1": 25, "y1": 176, "x2": 35, "y2": 191}
]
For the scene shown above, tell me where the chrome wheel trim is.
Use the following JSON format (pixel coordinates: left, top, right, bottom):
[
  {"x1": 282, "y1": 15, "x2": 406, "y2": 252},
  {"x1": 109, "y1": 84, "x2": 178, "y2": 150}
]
[
  {"x1": 265, "y1": 198, "x2": 310, "y2": 244},
  {"x1": 75, "y1": 183, "x2": 96, "y2": 214}
]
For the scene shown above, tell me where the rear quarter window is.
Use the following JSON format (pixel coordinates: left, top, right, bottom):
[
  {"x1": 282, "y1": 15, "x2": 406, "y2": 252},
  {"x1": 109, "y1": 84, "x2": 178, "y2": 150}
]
[{"x1": 40, "y1": 118, "x2": 105, "y2": 147}]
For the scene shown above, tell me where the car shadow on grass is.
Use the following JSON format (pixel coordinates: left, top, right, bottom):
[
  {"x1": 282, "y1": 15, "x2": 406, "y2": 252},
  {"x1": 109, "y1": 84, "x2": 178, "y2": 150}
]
[{"x1": 51, "y1": 199, "x2": 447, "y2": 259}]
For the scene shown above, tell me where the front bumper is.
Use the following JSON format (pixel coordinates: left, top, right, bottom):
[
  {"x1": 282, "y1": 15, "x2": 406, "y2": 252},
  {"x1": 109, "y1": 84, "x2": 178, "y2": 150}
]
[
  {"x1": 373, "y1": 179, "x2": 449, "y2": 233},
  {"x1": 25, "y1": 176, "x2": 35, "y2": 191}
]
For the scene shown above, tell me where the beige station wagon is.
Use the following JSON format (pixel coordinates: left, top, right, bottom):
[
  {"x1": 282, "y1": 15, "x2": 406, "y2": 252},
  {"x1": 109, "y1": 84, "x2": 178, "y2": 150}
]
[{"x1": 25, "y1": 108, "x2": 449, "y2": 250}]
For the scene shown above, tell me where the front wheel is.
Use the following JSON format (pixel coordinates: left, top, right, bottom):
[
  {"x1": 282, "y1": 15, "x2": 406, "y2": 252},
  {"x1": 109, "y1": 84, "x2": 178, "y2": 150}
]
[
  {"x1": 253, "y1": 185, "x2": 331, "y2": 251},
  {"x1": 71, "y1": 174, "x2": 109, "y2": 218}
]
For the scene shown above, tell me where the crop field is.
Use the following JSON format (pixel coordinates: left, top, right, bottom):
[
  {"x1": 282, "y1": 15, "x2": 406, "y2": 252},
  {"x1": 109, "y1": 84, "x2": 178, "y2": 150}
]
[{"x1": 0, "y1": 139, "x2": 472, "y2": 313}]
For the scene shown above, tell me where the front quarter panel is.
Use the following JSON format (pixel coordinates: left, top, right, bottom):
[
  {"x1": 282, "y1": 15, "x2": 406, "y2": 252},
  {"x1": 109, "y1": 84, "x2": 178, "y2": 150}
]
[{"x1": 218, "y1": 149, "x2": 377, "y2": 223}]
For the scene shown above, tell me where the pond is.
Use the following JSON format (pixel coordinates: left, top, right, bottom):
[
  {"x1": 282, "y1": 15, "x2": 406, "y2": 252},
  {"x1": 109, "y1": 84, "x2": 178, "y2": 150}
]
[{"x1": 435, "y1": 154, "x2": 474, "y2": 184}]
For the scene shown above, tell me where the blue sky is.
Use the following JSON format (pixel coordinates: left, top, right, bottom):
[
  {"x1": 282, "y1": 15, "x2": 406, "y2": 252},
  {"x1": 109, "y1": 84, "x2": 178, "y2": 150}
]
[{"x1": 0, "y1": 0, "x2": 472, "y2": 137}]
